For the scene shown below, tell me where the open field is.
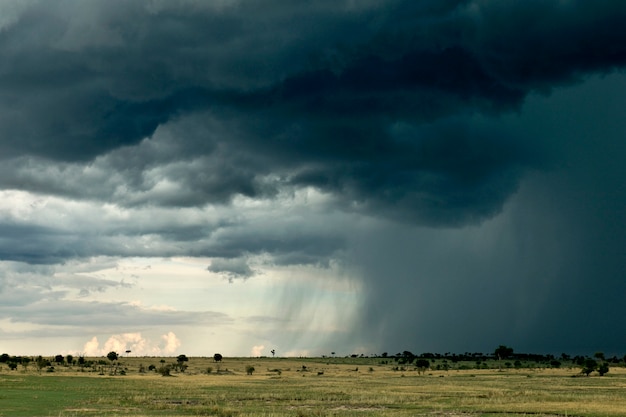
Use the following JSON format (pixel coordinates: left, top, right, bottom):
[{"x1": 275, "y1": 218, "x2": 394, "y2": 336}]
[{"x1": 1, "y1": 357, "x2": 626, "y2": 416}]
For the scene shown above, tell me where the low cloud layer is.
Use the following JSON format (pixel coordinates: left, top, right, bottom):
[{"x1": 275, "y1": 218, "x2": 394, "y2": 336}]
[{"x1": 0, "y1": 0, "x2": 625, "y2": 356}]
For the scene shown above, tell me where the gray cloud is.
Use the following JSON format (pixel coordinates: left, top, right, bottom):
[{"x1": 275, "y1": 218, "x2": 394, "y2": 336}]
[
  {"x1": 207, "y1": 257, "x2": 256, "y2": 282},
  {"x1": 0, "y1": 0, "x2": 625, "y2": 355},
  {"x1": 1, "y1": 0, "x2": 625, "y2": 225}
]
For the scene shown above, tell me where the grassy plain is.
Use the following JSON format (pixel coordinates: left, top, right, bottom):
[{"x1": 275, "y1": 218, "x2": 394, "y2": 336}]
[{"x1": 1, "y1": 356, "x2": 625, "y2": 416}]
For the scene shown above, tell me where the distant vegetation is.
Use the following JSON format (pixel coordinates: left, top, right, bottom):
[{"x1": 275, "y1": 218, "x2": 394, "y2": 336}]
[
  {"x1": 1, "y1": 351, "x2": 626, "y2": 416},
  {"x1": 0, "y1": 345, "x2": 622, "y2": 377}
]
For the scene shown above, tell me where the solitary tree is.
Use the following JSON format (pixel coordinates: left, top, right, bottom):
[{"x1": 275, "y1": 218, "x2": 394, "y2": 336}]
[
  {"x1": 176, "y1": 354, "x2": 189, "y2": 372},
  {"x1": 582, "y1": 358, "x2": 598, "y2": 376},
  {"x1": 494, "y1": 345, "x2": 514, "y2": 361},
  {"x1": 214, "y1": 353, "x2": 223, "y2": 362},
  {"x1": 598, "y1": 362, "x2": 610, "y2": 376},
  {"x1": 494, "y1": 345, "x2": 514, "y2": 371},
  {"x1": 106, "y1": 351, "x2": 119, "y2": 375},
  {"x1": 271, "y1": 349, "x2": 275, "y2": 358},
  {"x1": 415, "y1": 359, "x2": 430, "y2": 375}
]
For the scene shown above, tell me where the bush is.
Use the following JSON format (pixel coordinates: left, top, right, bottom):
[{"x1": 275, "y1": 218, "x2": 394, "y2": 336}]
[
  {"x1": 207, "y1": 367, "x2": 213, "y2": 374},
  {"x1": 245, "y1": 365, "x2": 255, "y2": 375},
  {"x1": 158, "y1": 365, "x2": 172, "y2": 376}
]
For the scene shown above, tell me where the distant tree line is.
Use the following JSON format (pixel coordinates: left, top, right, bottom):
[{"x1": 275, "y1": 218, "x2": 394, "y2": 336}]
[{"x1": 0, "y1": 347, "x2": 619, "y2": 377}]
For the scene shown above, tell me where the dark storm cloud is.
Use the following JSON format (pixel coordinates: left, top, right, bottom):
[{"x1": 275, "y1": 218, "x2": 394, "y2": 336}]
[
  {"x1": 1, "y1": 0, "x2": 626, "y2": 356},
  {"x1": 2, "y1": 0, "x2": 626, "y2": 226},
  {"x1": 344, "y1": 74, "x2": 626, "y2": 355}
]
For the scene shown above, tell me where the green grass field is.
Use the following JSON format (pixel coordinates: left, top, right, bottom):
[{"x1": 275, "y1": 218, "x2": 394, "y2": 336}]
[{"x1": 1, "y1": 357, "x2": 625, "y2": 416}]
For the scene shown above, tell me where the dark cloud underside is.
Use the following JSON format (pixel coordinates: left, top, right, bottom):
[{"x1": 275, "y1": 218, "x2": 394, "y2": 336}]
[
  {"x1": 0, "y1": 0, "x2": 625, "y2": 355},
  {"x1": 1, "y1": 0, "x2": 626, "y2": 225}
]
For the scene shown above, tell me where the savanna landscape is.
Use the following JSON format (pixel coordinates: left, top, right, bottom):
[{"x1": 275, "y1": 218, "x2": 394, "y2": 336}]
[{"x1": 1, "y1": 350, "x2": 625, "y2": 416}]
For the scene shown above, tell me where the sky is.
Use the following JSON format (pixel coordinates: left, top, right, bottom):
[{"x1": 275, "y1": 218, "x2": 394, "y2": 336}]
[{"x1": 0, "y1": 0, "x2": 625, "y2": 358}]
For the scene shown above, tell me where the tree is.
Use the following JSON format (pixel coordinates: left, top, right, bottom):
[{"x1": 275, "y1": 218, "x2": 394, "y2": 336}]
[
  {"x1": 107, "y1": 351, "x2": 119, "y2": 362},
  {"x1": 271, "y1": 349, "x2": 275, "y2": 358},
  {"x1": 36, "y1": 356, "x2": 48, "y2": 373},
  {"x1": 494, "y1": 345, "x2": 514, "y2": 361},
  {"x1": 494, "y1": 345, "x2": 514, "y2": 371},
  {"x1": 66, "y1": 354, "x2": 74, "y2": 365},
  {"x1": 415, "y1": 359, "x2": 430, "y2": 375},
  {"x1": 213, "y1": 353, "x2": 223, "y2": 362},
  {"x1": 582, "y1": 358, "x2": 597, "y2": 376},
  {"x1": 176, "y1": 354, "x2": 189, "y2": 372},
  {"x1": 245, "y1": 365, "x2": 255, "y2": 375},
  {"x1": 598, "y1": 362, "x2": 610, "y2": 376}
]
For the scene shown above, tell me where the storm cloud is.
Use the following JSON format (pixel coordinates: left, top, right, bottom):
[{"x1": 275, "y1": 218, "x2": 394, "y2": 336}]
[{"x1": 0, "y1": 0, "x2": 625, "y2": 356}]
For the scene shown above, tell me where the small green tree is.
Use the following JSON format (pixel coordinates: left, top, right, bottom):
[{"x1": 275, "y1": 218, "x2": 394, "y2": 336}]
[
  {"x1": 582, "y1": 358, "x2": 597, "y2": 376},
  {"x1": 36, "y1": 356, "x2": 48, "y2": 373},
  {"x1": 176, "y1": 354, "x2": 189, "y2": 372},
  {"x1": 415, "y1": 359, "x2": 430, "y2": 375},
  {"x1": 106, "y1": 351, "x2": 119, "y2": 376},
  {"x1": 495, "y1": 345, "x2": 514, "y2": 371},
  {"x1": 494, "y1": 345, "x2": 514, "y2": 360},
  {"x1": 598, "y1": 362, "x2": 609, "y2": 376}
]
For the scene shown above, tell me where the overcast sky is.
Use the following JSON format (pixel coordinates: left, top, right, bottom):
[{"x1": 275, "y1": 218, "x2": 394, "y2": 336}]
[{"x1": 1, "y1": 0, "x2": 625, "y2": 358}]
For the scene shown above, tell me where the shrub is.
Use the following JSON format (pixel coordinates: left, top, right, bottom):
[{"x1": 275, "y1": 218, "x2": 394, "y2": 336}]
[
  {"x1": 245, "y1": 365, "x2": 255, "y2": 375},
  {"x1": 207, "y1": 367, "x2": 213, "y2": 374},
  {"x1": 158, "y1": 365, "x2": 172, "y2": 376}
]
